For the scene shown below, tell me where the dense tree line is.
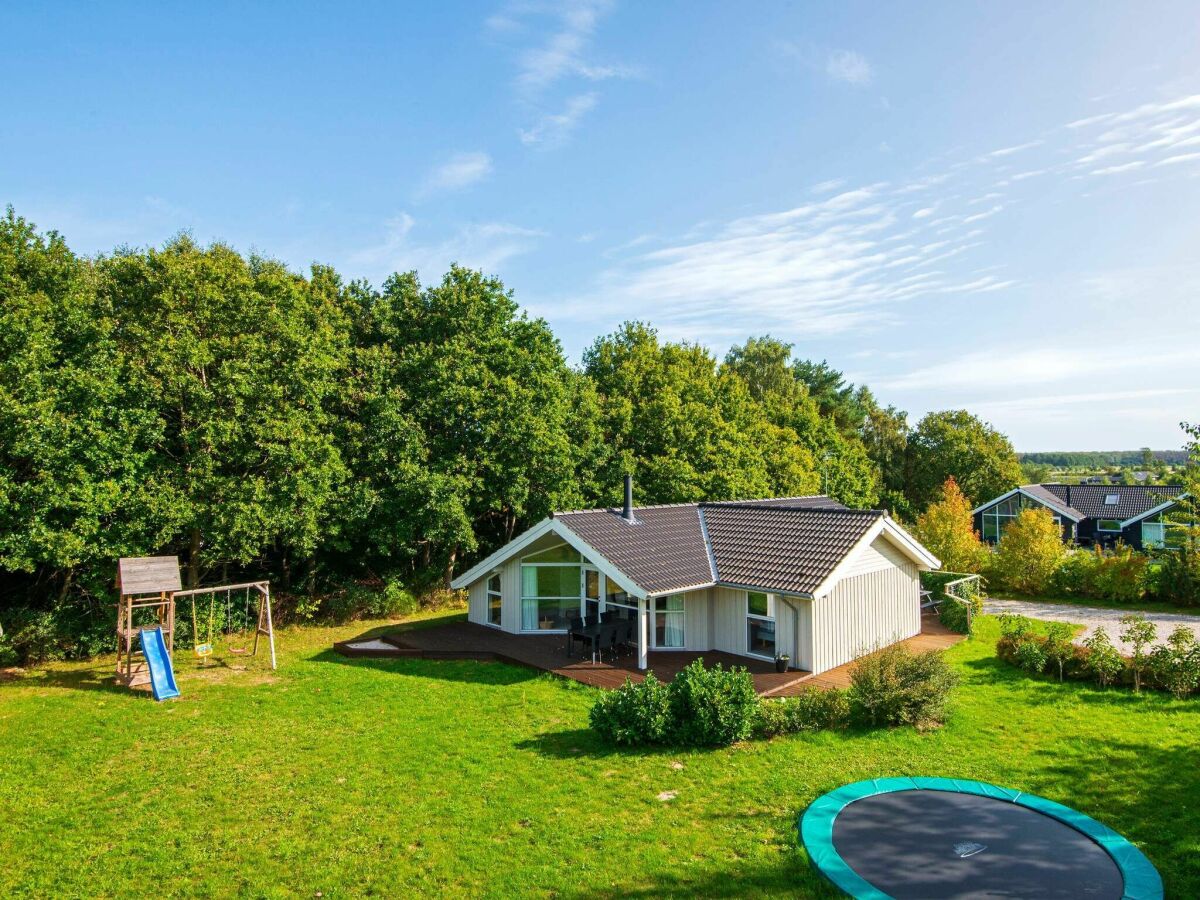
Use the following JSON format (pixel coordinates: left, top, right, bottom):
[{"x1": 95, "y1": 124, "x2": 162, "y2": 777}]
[
  {"x1": 0, "y1": 210, "x2": 1024, "y2": 659},
  {"x1": 1019, "y1": 449, "x2": 1187, "y2": 468}
]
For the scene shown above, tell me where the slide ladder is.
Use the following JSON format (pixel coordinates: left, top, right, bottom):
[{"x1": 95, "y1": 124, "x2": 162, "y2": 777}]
[{"x1": 139, "y1": 625, "x2": 180, "y2": 701}]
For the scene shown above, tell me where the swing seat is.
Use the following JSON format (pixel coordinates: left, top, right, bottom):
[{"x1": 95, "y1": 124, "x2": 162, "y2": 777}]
[{"x1": 194, "y1": 642, "x2": 213, "y2": 658}]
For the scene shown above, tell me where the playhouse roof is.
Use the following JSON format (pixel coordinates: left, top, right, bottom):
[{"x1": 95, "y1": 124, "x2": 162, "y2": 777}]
[{"x1": 117, "y1": 556, "x2": 182, "y2": 596}]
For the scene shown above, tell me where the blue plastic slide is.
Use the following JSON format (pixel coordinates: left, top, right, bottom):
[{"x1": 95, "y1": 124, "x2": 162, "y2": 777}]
[{"x1": 139, "y1": 626, "x2": 180, "y2": 701}]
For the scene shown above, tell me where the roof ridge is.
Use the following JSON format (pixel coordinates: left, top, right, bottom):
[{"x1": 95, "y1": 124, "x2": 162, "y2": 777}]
[
  {"x1": 704, "y1": 503, "x2": 884, "y2": 516},
  {"x1": 553, "y1": 494, "x2": 837, "y2": 517}
]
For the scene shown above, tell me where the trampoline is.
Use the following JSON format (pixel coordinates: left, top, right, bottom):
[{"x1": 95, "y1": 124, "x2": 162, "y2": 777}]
[{"x1": 799, "y1": 778, "x2": 1162, "y2": 900}]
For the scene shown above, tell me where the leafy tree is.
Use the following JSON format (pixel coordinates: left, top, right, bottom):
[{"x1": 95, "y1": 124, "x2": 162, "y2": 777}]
[
  {"x1": 97, "y1": 237, "x2": 349, "y2": 589},
  {"x1": 585, "y1": 324, "x2": 818, "y2": 506},
  {"x1": 990, "y1": 508, "x2": 1066, "y2": 594},
  {"x1": 1119, "y1": 613, "x2": 1157, "y2": 693},
  {"x1": 381, "y1": 266, "x2": 580, "y2": 584},
  {"x1": 1149, "y1": 625, "x2": 1200, "y2": 698},
  {"x1": 1043, "y1": 622, "x2": 1075, "y2": 682},
  {"x1": 1082, "y1": 627, "x2": 1124, "y2": 687},
  {"x1": 904, "y1": 409, "x2": 1022, "y2": 510},
  {"x1": 0, "y1": 210, "x2": 161, "y2": 642},
  {"x1": 722, "y1": 338, "x2": 877, "y2": 506},
  {"x1": 913, "y1": 477, "x2": 987, "y2": 573}
]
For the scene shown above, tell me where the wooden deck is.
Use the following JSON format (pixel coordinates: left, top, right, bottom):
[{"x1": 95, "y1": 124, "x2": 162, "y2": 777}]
[{"x1": 334, "y1": 614, "x2": 964, "y2": 697}]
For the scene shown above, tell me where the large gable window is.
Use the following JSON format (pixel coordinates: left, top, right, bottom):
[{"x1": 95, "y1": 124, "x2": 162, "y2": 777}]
[
  {"x1": 746, "y1": 591, "x2": 776, "y2": 659},
  {"x1": 520, "y1": 544, "x2": 582, "y2": 631},
  {"x1": 980, "y1": 493, "x2": 1061, "y2": 542}
]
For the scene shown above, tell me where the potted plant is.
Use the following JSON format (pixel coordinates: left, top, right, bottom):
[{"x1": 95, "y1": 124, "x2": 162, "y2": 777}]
[{"x1": 775, "y1": 653, "x2": 790, "y2": 673}]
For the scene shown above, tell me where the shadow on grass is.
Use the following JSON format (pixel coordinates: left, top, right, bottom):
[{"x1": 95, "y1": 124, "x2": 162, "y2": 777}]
[
  {"x1": 513, "y1": 727, "x2": 686, "y2": 761},
  {"x1": 308, "y1": 648, "x2": 543, "y2": 687},
  {"x1": 559, "y1": 852, "x2": 832, "y2": 899},
  {"x1": 1, "y1": 663, "x2": 137, "y2": 697},
  {"x1": 1018, "y1": 738, "x2": 1200, "y2": 894}
]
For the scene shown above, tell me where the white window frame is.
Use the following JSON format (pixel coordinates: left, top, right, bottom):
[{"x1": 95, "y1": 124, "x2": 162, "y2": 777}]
[
  {"x1": 651, "y1": 594, "x2": 687, "y2": 650},
  {"x1": 485, "y1": 571, "x2": 502, "y2": 628},
  {"x1": 519, "y1": 541, "x2": 585, "y2": 633},
  {"x1": 979, "y1": 495, "x2": 1061, "y2": 542},
  {"x1": 1097, "y1": 519, "x2": 1123, "y2": 533},
  {"x1": 745, "y1": 591, "x2": 777, "y2": 660}
]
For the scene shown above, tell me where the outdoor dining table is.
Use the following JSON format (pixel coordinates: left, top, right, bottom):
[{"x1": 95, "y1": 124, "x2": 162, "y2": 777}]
[{"x1": 569, "y1": 622, "x2": 608, "y2": 664}]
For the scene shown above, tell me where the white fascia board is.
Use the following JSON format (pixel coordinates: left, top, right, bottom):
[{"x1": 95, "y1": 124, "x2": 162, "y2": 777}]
[
  {"x1": 451, "y1": 517, "x2": 648, "y2": 599},
  {"x1": 972, "y1": 486, "x2": 1082, "y2": 522},
  {"x1": 1119, "y1": 494, "x2": 1190, "y2": 529},
  {"x1": 808, "y1": 518, "x2": 887, "y2": 600},
  {"x1": 880, "y1": 517, "x2": 942, "y2": 569},
  {"x1": 971, "y1": 488, "x2": 1020, "y2": 515},
  {"x1": 809, "y1": 516, "x2": 941, "y2": 600},
  {"x1": 715, "y1": 581, "x2": 814, "y2": 600},
  {"x1": 450, "y1": 518, "x2": 556, "y2": 589}
]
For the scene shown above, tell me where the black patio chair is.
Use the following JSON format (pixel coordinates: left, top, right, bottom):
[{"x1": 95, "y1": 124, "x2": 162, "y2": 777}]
[
  {"x1": 618, "y1": 619, "x2": 635, "y2": 656},
  {"x1": 567, "y1": 616, "x2": 588, "y2": 657},
  {"x1": 601, "y1": 609, "x2": 617, "y2": 624}
]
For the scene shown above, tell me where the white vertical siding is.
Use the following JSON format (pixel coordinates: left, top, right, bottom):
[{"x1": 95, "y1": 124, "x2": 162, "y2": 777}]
[
  {"x1": 775, "y1": 600, "x2": 795, "y2": 663},
  {"x1": 464, "y1": 553, "x2": 523, "y2": 633},
  {"x1": 810, "y1": 558, "x2": 920, "y2": 673},
  {"x1": 467, "y1": 579, "x2": 487, "y2": 625},
  {"x1": 708, "y1": 586, "x2": 746, "y2": 655},
  {"x1": 683, "y1": 588, "x2": 710, "y2": 651}
]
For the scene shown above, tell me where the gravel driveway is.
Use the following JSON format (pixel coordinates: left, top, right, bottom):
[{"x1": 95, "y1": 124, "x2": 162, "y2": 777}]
[{"x1": 983, "y1": 598, "x2": 1200, "y2": 652}]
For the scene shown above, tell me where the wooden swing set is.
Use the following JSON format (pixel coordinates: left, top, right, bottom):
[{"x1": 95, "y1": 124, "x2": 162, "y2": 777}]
[{"x1": 115, "y1": 556, "x2": 276, "y2": 689}]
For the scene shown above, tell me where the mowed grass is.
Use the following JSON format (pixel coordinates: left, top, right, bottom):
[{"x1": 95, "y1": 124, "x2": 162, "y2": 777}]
[{"x1": 2, "y1": 612, "x2": 1199, "y2": 898}]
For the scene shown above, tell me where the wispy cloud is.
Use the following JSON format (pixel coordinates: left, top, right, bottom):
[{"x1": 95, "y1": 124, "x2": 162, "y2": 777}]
[
  {"x1": 775, "y1": 41, "x2": 874, "y2": 87},
  {"x1": 491, "y1": 0, "x2": 636, "y2": 148},
  {"x1": 549, "y1": 89, "x2": 1200, "y2": 350},
  {"x1": 518, "y1": 93, "x2": 598, "y2": 147},
  {"x1": 418, "y1": 151, "x2": 493, "y2": 197},
  {"x1": 350, "y1": 213, "x2": 544, "y2": 282},
  {"x1": 825, "y1": 49, "x2": 873, "y2": 86}
]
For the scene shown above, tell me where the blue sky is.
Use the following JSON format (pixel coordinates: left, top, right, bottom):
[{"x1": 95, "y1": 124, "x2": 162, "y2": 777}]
[{"x1": 4, "y1": 1, "x2": 1199, "y2": 451}]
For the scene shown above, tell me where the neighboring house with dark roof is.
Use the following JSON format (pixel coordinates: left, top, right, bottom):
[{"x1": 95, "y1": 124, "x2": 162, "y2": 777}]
[
  {"x1": 450, "y1": 478, "x2": 940, "y2": 676},
  {"x1": 971, "y1": 483, "x2": 1188, "y2": 550}
]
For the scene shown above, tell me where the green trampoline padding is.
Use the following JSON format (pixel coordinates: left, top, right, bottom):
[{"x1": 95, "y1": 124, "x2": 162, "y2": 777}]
[{"x1": 799, "y1": 777, "x2": 1163, "y2": 900}]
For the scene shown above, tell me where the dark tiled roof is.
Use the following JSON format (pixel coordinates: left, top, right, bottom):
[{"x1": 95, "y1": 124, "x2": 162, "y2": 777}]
[
  {"x1": 555, "y1": 504, "x2": 713, "y2": 595},
  {"x1": 702, "y1": 505, "x2": 883, "y2": 595},
  {"x1": 555, "y1": 495, "x2": 871, "y2": 596},
  {"x1": 1039, "y1": 484, "x2": 1183, "y2": 521},
  {"x1": 1019, "y1": 484, "x2": 1084, "y2": 520}
]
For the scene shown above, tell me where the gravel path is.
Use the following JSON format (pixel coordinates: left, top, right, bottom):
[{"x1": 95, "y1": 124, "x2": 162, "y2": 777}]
[{"x1": 983, "y1": 598, "x2": 1200, "y2": 652}]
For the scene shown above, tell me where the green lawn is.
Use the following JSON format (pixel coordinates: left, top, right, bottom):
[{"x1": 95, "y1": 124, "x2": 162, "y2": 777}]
[{"x1": 2, "y1": 613, "x2": 1198, "y2": 898}]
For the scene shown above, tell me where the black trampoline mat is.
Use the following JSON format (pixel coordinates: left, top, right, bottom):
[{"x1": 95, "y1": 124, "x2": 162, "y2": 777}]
[{"x1": 831, "y1": 790, "x2": 1124, "y2": 899}]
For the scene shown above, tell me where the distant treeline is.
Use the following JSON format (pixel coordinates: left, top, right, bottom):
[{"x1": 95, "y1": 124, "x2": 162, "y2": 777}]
[
  {"x1": 1, "y1": 209, "x2": 1028, "y2": 660},
  {"x1": 1019, "y1": 450, "x2": 1187, "y2": 468}
]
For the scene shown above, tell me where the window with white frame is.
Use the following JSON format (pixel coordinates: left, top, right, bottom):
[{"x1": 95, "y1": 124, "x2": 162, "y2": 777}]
[
  {"x1": 746, "y1": 591, "x2": 776, "y2": 659},
  {"x1": 1142, "y1": 509, "x2": 1193, "y2": 548},
  {"x1": 486, "y1": 573, "x2": 502, "y2": 627},
  {"x1": 1097, "y1": 519, "x2": 1122, "y2": 533},
  {"x1": 979, "y1": 494, "x2": 1062, "y2": 542},
  {"x1": 519, "y1": 544, "x2": 582, "y2": 631}
]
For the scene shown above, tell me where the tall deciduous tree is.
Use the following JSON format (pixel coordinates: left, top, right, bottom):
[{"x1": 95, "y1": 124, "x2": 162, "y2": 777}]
[
  {"x1": 904, "y1": 409, "x2": 1022, "y2": 511},
  {"x1": 97, "y1": 237, "x2": 349, "y2": 588},
  {"x1": 913, "y1": 477, "x2": 987, "y2": 573},
  {"x1": 990, "y1": 507, "x2": 1066, "y2": 594},
  {"x1": 382, "y1": 266, "x2": 579, "y2": 584}
]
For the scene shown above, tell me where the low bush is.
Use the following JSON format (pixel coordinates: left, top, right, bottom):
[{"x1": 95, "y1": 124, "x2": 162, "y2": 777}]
[
  {"x1": 1149, "y1": 626, "x2": 1200, "y2": 699},
  {"x1": 667, "y1": 660, "x2": 759, "y2": 747},
  {"x1": 754, "y1": 688, "x2": 850, "y2": 738},
  {"x1": 588, "y1": 673, "x2": 672, "y2": 746},
  {"x1": 1148, "y1": 536, "x2": 1200, "y2": 607},
  {"x1": 1050, "y1": 544, "x2": 1148, "y2": 604},
  {"x1": 847, "y1": 645, "x2": 958, "y2": 729},
  {"x1": 1081, "y1": 628, "x2": 1124, "y2": 687}
]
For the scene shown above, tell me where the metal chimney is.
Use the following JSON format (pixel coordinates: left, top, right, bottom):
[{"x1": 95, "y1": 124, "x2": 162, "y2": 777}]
[{"x1": 622, "y1": 474, "x2": 636, "y2": 523}]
